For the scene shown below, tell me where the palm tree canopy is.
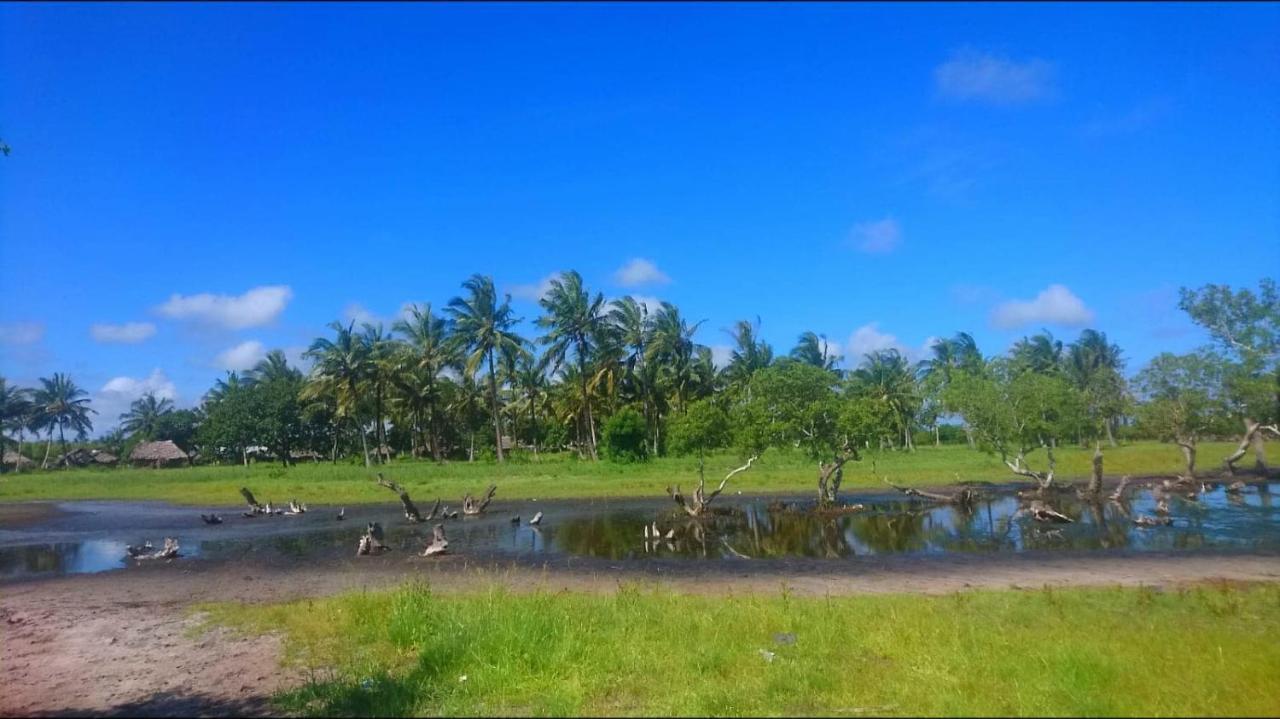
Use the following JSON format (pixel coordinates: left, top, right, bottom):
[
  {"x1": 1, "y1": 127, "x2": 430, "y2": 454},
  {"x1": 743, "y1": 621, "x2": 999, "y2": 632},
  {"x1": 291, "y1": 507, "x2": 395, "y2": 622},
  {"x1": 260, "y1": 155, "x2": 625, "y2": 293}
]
[
  {"x1": 119, "y1": 392, "x2": 175, "y2": 438},
  {"x1": 33, "y1": 373, "x2": 96, "y2": 440}
]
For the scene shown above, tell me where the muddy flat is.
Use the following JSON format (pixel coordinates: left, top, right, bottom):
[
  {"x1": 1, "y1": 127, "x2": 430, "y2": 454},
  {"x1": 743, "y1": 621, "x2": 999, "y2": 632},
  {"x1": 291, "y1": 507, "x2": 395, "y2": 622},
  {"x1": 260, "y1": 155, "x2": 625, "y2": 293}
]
[{"x1": 3, "y1": 483, "x2": 1279, "y2": 717}]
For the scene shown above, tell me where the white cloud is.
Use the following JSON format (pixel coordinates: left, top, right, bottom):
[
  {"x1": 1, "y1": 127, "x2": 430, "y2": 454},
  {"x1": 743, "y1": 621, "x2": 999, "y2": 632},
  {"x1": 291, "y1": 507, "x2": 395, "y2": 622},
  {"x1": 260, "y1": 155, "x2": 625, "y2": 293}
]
[
  {"x1": 709, "y1": 344, "x2": 734, "y2": 369},
  {"x1": 845, "y1": 323, "x2": 938, "y2": 365},
  {"x1": 214, "y1": 340, "x2": 267, "y2": 371},
  {"x1": 613, "y1": 258, "x2": 672, "y2": 287},
  {"x1": 0, "y1": 322, "x2": 44, "y2": 346},
  {"x1": 155, "y1": 285, "x2": 292, "y2": 329},
  {"x1": 342, "y1": 303, "x2": 379, "y2": 326},
  {"x1": 849, "y1": 218, "x2": 902, "y2": 254},
  {"x1": 509, "y1": 274, "x2": 558, "y2": 303},
  {"x1": 90, "y1": 322, "x2": 156, "y2": 344},
  {"x1": 990, "y1": 284, "x2": 1095, "y2": 330},
  {"x1": 95, "y1": 369, "x2": 179, "y2": 429},
  {"x1": 934, "y1": 49, "x2": 1054, "y2": 105}
]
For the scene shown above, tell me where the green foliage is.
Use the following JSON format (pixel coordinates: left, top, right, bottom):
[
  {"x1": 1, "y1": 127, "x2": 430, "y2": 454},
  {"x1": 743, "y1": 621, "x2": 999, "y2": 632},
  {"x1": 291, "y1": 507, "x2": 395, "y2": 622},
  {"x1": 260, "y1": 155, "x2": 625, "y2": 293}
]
[
  {"x1": 666, "y1": 398, "x2": 729, "y2": 456},
  {"x1": 205, "y1": 583, "x2": 1280, "y2": 717},
  {"x1": 946, "y1": 364, "x2": 1086, "y2": 466},
  {"x1": 601, "y1": 407, "x2": 648, "y2": 463}
]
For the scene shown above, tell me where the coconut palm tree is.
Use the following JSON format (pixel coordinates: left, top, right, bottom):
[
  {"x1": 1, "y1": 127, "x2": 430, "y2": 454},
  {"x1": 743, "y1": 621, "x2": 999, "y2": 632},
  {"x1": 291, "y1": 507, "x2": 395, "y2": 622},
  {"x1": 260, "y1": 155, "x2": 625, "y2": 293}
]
[
  {"x1": 33, "y1": 373, "x2": 95, "y2": 468},
  {"x1": 722, "y1": 317, "x2": 774, "y2": 401},
  {"x1": 119, "y1": 392, "x2": 174, "y2": 439},
  {"x1": 360, "y1": 322, "x2": 398, "y2": 463},
  {"x1": 790, "y1": 331, "x2": 841, "y2": 373},
  {"x1": 610, "y1": 296, "x2": 659, "y2": 452},
  {"x1": 393, "y1": 303, "x2": 455, "y2": 460},
  {"x1": 0, "y1": 378, "x2": 35, "y2": 472},
  {"x1": 536, "y1": 270, "x2": 609, "y2": 460},
  {"x1": 447, "y1": 274, "x2": 523, "y2": 462},
  {"x1": 304, "y1": 321, "x2": 374, "y2": 466},
  {"x1": 1011, "y1": 330, "x2": 1064, "y2": 375},
  {"x1": 1066, "y1": 329, "x2": 1127, "y2": 446},
  {"x1": 852, "y1": 350, "x2": 920, "y2": 451},
  {"x1": 648, "y1": 302, "x2": 706, "y2": 416},
  {"x1": 509, "y1": 349, "x2": 551, "y2": 454},
  {"x1": 244, "y1": 349, "x2": 301, "y2": 386}
]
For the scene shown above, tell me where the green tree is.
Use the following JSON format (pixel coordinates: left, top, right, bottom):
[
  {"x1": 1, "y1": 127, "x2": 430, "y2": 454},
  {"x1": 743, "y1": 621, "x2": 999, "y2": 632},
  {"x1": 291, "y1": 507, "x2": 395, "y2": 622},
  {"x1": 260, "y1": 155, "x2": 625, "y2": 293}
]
[
  {"x1": 667, "y1": 398, "x2": 731, "y2": 458},
  {"x1": 722, "y1": 317, "x2": 774, "y2": 400},
  {"x1": 1179, "y1": 279, "x2": 1280, "y2": 472},
  {"x1": 0, "y1": 378, "x2": 35, "y2": 472},
  {"x1": 119, "y1": 392, "x2": 174, "y2": 439},
  {"x1": 246, "y1": 350, "x2": 305, "y2": 465},
  {"x1": 1133, "y1": 350, "x2": 1229, "y2": 475},
  {"x1": 305, "y1": 321, "x2": 374, "y2": 466},
  {"x1": 537, "y1": 270, "x2": 609, "y2": 460},
  {"x1": 448, "y1": 274, "x2": 523, "y2": 463},
  {"x1": 33, "y1": 373, "x2": 95, "y2": 469},
  {"x1": 850, "y1": 349, "x2": 921, "y2": 451},
  {"x1": 393, "y1": 303, "x2": 456, "y2": 460},
  {"x1": 1064, "y1": 329, "x2": 1128, "y2": 447},
  {"x1": 601, "y1": 407, "x2": 648, "y2": 463}
]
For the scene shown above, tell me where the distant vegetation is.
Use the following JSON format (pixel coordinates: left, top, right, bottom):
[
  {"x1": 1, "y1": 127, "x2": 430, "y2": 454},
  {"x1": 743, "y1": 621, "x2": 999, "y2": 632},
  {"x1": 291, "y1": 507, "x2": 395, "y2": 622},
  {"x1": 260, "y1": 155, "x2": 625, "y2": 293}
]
[{"x1": 2, "y1": 278, "x2": 1276, "y2": 482}]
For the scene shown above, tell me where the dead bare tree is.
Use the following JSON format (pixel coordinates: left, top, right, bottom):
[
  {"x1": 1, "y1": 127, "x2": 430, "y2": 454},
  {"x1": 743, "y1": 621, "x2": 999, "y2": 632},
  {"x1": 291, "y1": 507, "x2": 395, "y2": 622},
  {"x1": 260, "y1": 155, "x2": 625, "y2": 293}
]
[
  {"x1": 1002, "y1": 442, "x2": 1057, "y2": 491},
  {"x1": 421, "y1": 524, "x2": 449, "y2": 556},
  {"x1": 1224, "y1": 420, "x2": 1278, "y2": 475},
  {"x1": 377, "y1": 473, "x2": 425, "y2": 522},
  {"x1": 668, "y1": 456, "x2": 757, "y2": 517},
  {"x1": 462, "y1": 484, "x2": 498, "y2": 516},
  {"x1": 1108, "y1": 475, "x2": 1135, "y2": 503},
  {"x1": 1022, "y1": 500, "x2": 1073, "y2": 523}
]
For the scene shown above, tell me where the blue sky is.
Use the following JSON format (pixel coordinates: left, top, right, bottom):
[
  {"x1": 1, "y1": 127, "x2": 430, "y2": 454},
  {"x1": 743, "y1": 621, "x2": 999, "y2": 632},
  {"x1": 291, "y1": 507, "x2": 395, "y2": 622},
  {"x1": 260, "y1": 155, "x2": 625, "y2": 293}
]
[{"x1": 2, "y1": 3, "x2": 1278, "y2": 432}]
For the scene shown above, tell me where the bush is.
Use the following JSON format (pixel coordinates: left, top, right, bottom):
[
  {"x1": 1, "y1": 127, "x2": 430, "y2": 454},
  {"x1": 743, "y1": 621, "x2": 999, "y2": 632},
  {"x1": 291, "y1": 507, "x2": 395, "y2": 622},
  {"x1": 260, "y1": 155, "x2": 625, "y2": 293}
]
[
  {"x1": 668, "y1": 399, "x2": 730, "y2": 456},
  {"x1": 602, "y1": 408, "x2": 649, "y2": 463}
]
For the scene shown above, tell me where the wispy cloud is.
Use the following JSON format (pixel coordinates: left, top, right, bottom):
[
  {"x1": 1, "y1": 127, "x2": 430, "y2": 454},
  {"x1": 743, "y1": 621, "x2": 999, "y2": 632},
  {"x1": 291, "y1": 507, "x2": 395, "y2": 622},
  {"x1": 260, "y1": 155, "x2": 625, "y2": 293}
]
[
  {"x1": 95, "y1": 369, "x2": 179, "y2": 429},
  {"x1": 845, "y1": 322, "x2": 937, "y2": 365},
  {"x1": 155, "y1": 285, "x2": 292, "y2": 330},
  {"x1": 90, "y1": 322, "x2": 156, "y2": 344},
  {"x1": 214, "y1": 340, "x2": 267, "y2": 371},
  {"x1": 709, "y1": 344, "x2": 733, "y2": 369},
  {"x1": 849, "y1": 218, "x2": 902, "y2": 254},
  {"x1": 509, "y1": 274, "x2": 559, "y2": 303},
  {"x1": 0, "y1": 321, "x2": 44, "y2": 346},
  {"x1": 990, "y1": 284, "x2": 1095, "y2": 329},
  {"x1": 613, "y1": 258, "x2": 672, "y2": 287},
  {"x1": 935, "y1": 49, "x2": 1055, "y2": 105}
]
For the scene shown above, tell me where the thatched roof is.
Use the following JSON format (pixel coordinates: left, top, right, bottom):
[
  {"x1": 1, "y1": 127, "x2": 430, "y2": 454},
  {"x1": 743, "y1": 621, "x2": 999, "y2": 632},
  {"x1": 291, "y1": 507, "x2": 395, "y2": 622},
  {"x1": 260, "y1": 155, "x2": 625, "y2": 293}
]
[
  {"x1": 290, "y1": 449, "x2": 323, "y2": 461},
  {"x1": 59, "y1": 448, "x2": 117, "y2": 467},
  {"x1": 129, "y1": 440, "x2": 190, "y2": 463},
  {"x1": 91, "y1": 450, "x2": 118, "y2": 465},
  {"x1": 3, "y1": 450, "x2": 34, "y2": 469}
]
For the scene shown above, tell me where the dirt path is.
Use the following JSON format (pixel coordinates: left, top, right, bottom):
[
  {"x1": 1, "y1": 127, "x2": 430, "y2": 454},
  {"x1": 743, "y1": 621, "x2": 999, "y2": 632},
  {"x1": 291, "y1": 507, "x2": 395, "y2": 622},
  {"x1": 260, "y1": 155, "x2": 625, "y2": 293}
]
[{"x1": 3, "y1": 550, "x2": 1280, "y2": 716}]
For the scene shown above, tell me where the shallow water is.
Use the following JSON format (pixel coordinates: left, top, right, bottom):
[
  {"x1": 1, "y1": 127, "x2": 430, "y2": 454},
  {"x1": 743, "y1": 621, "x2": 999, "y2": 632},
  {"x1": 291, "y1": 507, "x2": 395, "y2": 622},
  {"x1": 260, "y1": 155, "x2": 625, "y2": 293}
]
[{"x1": 1, "y1": 482, "x2": 1276, "y2": 578}]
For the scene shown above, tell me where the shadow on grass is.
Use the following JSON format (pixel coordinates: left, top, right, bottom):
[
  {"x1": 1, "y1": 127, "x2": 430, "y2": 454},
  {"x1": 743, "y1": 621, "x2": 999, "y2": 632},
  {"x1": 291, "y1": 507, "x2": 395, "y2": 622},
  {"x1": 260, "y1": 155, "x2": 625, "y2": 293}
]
[{"x1": 27, "y1": 689, "x2": 277, "y2": 718}]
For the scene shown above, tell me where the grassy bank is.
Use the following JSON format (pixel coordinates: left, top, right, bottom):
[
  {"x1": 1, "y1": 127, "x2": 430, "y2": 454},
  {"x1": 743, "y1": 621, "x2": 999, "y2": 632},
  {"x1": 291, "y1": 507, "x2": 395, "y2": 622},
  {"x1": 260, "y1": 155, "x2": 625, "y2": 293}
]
[
  {"x1": 203, "y1": 581, "x2": 1280, "y2": 716},
  {"x1": 1, "y1": 441, "x2": 1273, "y2": 506}
]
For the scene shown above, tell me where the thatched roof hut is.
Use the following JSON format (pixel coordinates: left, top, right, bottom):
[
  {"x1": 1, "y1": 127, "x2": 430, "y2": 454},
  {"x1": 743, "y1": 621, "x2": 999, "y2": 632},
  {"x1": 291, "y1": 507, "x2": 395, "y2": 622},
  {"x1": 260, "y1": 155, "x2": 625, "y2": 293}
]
[
  {"x1": 58, "y1": 448, "x2": 120, "y2": 468},
  {"x1": 2, "y1": 450, "x2": 34, "y2": 470},
  {"x1": 128, "y1": 440, "x2": 190, "y2": 468}
]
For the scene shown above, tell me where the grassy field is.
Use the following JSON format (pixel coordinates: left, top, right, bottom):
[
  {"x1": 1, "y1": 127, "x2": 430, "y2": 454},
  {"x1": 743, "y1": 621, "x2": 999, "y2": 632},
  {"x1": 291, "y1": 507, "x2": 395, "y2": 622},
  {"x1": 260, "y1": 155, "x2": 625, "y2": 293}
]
[
  {"x1": 202, "y1": 580, "x2": 1280, "y2": 716},
  {"x1": 0, "y1": 441, "x2": 1273, "y2": 506}
]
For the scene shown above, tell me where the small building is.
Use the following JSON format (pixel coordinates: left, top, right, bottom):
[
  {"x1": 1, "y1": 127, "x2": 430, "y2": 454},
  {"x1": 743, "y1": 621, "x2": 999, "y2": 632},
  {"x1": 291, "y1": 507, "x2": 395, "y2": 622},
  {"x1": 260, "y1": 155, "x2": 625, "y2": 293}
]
[
  {"x1": 128, "y1": 440, "x2": 191, "y2": 468},
  {"x1": 289, "y1": 449, "x2": 323, "y2": 463},
  {"x1": 2, "y1": 450, "x2": 35, "y2": 471},
  {"x1": 58, "y1": 448, "x2": 119, "y2": 468}
]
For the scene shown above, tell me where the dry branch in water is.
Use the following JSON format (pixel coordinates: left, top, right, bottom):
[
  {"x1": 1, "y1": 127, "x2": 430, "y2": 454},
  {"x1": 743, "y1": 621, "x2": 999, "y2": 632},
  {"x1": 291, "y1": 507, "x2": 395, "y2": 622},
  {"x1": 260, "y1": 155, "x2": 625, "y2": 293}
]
[
  {"x1": 876, "y1": 463, "x2": 979, "y2": 506},
  {"x1": 1024, "y1": 500, "x2": 1073, "y2": 523},
  {"x1": 357, "y1": 522, "x2": 389, "y2": 556},
  {"x1": 462, "y1": 485, "x2": 498, "y2": 516},
  {"x1": 126, "y1": 538, "x2": 181, "y2": 561},
  {"x1": 377, "y1": 473, "x2": 424, "y2": 522},
  {"x1": 668, "y1": 456, "x2": 757, "y2": 517}
]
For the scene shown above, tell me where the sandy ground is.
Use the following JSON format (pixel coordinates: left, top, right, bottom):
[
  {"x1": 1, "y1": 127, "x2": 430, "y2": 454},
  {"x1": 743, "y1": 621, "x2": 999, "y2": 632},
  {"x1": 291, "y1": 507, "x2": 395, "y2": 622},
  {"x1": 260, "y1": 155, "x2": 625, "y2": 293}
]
[{"x1": 3, "y1": 549, "x2": 1280, "y2": 717}]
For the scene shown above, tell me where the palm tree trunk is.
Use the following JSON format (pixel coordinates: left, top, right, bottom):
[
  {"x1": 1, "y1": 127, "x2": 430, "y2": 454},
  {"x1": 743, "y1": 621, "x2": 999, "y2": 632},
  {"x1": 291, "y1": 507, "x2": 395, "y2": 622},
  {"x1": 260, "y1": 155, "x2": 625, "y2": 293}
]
[
  {"x1": 15, "y1": 427, "x2": 24, "y2": 474},
  {"x1": 934, "y1": 423, "x2": 940, "y2": 447},
  {"x1": 375, "y1": 383, "x2": 385, "y2": 465},
  {"x1": 487, "y1": 349, "x2": 505, "y2": 462},
  {"x1": 529, "y1": 396, "x2": 538, "y2": 456},
  {"x1": 359, "y1": 418, "x2": 371, "y2": 468},
  {"x1": 331, "y1": 421, "x2": 339, "y2": 464},
  {"x1": 577, "y1": 347, "x2": 597, "y2": 460},
  {"x1": 42, "y1": 431, "x2": 53, "y2": 469}
]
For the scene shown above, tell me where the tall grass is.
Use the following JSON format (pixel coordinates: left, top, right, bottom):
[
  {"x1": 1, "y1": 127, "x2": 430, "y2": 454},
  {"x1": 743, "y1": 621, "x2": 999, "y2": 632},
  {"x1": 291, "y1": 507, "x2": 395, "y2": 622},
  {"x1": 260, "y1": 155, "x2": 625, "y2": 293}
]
[
  {"x1": 1, "y1": 441, "x2": 1273, "y2": 506},
  {"x1": 203, "y1": 581, "x2": 1280, "y2": 716}
]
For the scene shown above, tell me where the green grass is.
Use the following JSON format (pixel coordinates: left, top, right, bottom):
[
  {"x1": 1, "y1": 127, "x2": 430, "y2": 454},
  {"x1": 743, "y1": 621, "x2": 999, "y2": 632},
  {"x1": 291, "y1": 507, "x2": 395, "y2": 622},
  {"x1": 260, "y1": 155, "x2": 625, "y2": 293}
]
[
  {"x1": 202, "y1": 580, "x2": 1280, "y2": 716},
  {"x1": 0, "y1": 441, "x2": 1273, "y2": 506}
]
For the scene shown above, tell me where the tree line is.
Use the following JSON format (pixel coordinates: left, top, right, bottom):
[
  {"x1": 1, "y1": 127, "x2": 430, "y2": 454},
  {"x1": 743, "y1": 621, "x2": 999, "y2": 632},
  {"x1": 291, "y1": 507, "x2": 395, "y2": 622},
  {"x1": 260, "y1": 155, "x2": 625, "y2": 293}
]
[{"x1": 1, "y1": 275, "x2": 1276, "y2": 478}]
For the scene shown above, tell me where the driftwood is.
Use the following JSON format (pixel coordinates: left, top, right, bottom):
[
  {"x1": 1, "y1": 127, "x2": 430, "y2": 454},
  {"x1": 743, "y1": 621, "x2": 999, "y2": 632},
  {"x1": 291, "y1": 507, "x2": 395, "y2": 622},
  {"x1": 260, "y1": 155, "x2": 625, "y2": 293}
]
[
  {"x1": 529, "y1": 511, "x2": 543, "y2": 526},
  {"x1": 240, "y1": 487, "x2": 265, "y2": 514},
  {"x1": 1223, "y1": 419, "x2": 1274, "y2": 475},
  {"x1": 462, "y1": 485, "x2": 498, "y2": 516},
  {"x1": 1024, "y1": 500, "x2": 1073, "y2": 523},
  {"x1": 1003, "y1": 444, "x2": 1057, "y2": 490},
  {"x1": 377, "y1": 473, "x2": 424, "y2": 522},
  {"x1": 877, "y1": 464, "x2": 978, "y2": 506},
  {"x1": 1134, "y1": 514, "x2": 1173, "y2": 527},
  {"x1": 668, "y1": 456, "x2": 757, "y2": 517},
  {"x1": 336, "y1": 507, "x2": 345, "y2": 521},
  {"x1": 1226, "y1": 480, "x2": 1248, "y2": 494},
  {"x1": 1086, "y1": 444, "x2": 1104, "y2": 496},
  {"x1": 200, "y1": 513, "x2": 223, "y2": 525},
  {"x1": 357, "y1": 522, "x2": 389, "y2": 556},
  {"x1": 127, "y1": 538, "x2": 181, "y2": 561},
  {"x1": 421, "y1": 524, "x2": 449, "y2": 556},
  {"x1": 1108, "y1": 475, "x2": 1135, "y2": 503},
  {"x1": 510, "y1": 515, "x2": 521, "y2": 524}
]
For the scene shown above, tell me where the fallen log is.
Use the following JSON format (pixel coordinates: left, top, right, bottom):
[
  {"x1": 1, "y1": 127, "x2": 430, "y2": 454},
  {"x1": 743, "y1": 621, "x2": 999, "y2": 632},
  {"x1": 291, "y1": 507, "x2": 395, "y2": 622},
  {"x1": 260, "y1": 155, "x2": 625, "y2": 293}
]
[
  {"x1": 877, "y1": 469, "x2": 979, "y2": 506},
  {"x1": 462, "y1": 484, "x2": 498, "y2": 516},
  {"x1": 357, "y1": 522, "x2": 389, "y2": 556},
  {"x1": 1024, "y1": 500, "x2": 1073, "y2": 523},
  {"x1": 377, "y1": 473, "x2": 424, "y2": 522},
  {"x1": 127, "y1": 538, "x2": 181, "y2": 561},
  {"x1": 1134, "y1": 514, "x2": 1173, "y2": 528},
  {"x1": 200, "y1": 513, "x2": 223, "y2": 525}
]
